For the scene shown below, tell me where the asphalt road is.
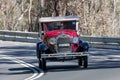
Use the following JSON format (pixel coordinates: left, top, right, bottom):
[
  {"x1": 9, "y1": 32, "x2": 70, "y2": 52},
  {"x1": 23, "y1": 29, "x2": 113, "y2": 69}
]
[{"x1": 0, "y1": 41, "x2": 120, "y2": 80}]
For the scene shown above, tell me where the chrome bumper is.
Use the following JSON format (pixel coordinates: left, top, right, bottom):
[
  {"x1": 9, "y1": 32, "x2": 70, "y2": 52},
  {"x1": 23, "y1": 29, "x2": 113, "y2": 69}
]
[{"x1": 41, "y1": 52, "x2": 89, "y2": 58}]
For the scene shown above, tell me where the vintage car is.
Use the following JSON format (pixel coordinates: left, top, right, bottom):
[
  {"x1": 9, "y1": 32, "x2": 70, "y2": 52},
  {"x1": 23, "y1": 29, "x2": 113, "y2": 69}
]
[{"x1": 36, "y1": 16, "x2": 89, "y2": 70}]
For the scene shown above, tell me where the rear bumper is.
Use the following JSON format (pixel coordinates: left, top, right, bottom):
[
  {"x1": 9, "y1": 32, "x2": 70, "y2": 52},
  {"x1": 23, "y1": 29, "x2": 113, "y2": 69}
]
[{"x1": 41, "y1": 52, "x2": 89, "y2": 58}]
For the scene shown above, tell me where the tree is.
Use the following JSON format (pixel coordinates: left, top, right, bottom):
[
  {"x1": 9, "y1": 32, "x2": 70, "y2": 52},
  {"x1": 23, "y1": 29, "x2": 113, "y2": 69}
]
[{"x1": 0, "y1": 0, "x2": 120, "y2": 37}]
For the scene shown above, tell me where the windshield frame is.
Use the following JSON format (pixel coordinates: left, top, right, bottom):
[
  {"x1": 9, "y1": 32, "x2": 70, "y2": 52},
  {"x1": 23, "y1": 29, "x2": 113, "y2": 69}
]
[{"x1": 43, "y1": 21, "x2": 76, "y2": 31}]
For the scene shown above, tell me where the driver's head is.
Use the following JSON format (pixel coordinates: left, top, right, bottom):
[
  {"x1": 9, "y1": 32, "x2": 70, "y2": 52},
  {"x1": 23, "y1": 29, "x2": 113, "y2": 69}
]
[{"x1": 60, "y1": 23, "x2": 64, "y2": 29}]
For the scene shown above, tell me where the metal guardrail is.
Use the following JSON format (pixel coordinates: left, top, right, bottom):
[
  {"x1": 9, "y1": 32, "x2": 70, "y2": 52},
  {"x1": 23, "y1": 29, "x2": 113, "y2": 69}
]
[
  {"x1": 81, "y1": 36, "x2": 120, "y2": 49},
  {"x1": 81, "y1": 36, "x2": 120, "y2": 44},
  {"x1": 0, "y1": 30, "x2": 39, "y2": 43},
  {"x1": 0, "y1": 30, "x2": 120, "y2": 49}
]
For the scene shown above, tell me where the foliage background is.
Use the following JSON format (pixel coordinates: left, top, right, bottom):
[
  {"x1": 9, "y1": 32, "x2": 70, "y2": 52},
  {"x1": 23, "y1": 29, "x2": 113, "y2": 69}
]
[{"x1": 0, "y1": 0, "x2": 120, "y2": 37}]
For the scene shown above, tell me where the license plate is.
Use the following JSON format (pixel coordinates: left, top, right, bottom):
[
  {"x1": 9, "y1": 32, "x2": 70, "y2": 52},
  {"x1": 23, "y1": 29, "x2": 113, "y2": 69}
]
[{"x1": 58, "y1": 43, "x2": 70, "y2": 47}]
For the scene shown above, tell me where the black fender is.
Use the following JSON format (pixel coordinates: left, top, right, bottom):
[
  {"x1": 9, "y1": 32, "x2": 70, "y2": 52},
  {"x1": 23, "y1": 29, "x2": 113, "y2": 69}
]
[
  {"x1": 79, "y1": 39, "x2": 89, "y2": 51},
  {"x1": 82, "y1": 41, "x2": 89, "y2": 51},
  {"x1": 36, "y1": 42, "x2": 48, "y2": 58}
]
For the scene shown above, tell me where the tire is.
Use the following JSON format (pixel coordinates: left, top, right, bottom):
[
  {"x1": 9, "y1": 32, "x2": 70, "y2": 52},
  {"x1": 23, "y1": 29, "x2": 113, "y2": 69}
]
[
  {"x1": 83, "y1": 56, "x2": 88, "y2": 68},
  {"x1": 78, "y1": 56, "x2": 83, "y2": 67},
  {"x1": 39, "y1": 58, "x2": 46, "y2": 70}
]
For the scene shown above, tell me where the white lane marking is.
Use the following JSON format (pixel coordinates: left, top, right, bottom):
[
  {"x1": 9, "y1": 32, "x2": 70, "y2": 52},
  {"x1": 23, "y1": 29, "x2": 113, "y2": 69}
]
[{"x1": 0, "y1": 55, "x2": 44, "y2": 80}]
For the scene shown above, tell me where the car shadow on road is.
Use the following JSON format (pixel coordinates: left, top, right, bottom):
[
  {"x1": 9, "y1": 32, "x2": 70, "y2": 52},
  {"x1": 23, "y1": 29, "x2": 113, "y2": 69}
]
[
  {"x1": 45, "y1": 60, "x2": 120, "y2": 73},
  {"x1": 0, "y1": 67, "x2": 33, "y2": 75},
  {"x1": 0, "y1": 44, "x2": 39, "y2": 76}
]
